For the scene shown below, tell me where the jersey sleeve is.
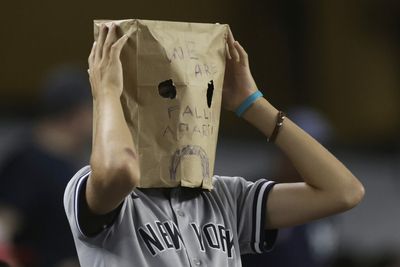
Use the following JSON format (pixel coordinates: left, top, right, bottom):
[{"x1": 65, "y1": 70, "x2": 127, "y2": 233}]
[
  {"x1": 213, "y1": 175, "x2": 278, "y2": 255},
  {"x1": 64, "y1": 166, "x2": 91, "y2": 239},
  {"x1": 63, "y1": 165, "x2": 125, "y2": 240}
]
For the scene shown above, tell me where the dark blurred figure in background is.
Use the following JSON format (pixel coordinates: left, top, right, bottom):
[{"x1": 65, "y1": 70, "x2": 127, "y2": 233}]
[
  {"x1": 0, "y1": 204, "x2": 20, "y2": 266},
  {"x1": 242, "y1": 107, "x2": 337, "y2": 267},
  {"x1": 0, "y1": 65, "x2": 92, "y2": 267}
]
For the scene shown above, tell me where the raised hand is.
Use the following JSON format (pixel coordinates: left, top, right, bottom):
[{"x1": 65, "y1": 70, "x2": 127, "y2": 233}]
[
  {"x1": 88, "y1": 23, "x2": 129, "y2": 99},
  {"x1": 222, "y1": 29, "x2": 258, "y2": 112}
]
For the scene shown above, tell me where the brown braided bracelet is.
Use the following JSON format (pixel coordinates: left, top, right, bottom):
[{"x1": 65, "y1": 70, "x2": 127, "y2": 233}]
[{"x1": 267, "y1": 111, "x2": 286, "y2": 142}]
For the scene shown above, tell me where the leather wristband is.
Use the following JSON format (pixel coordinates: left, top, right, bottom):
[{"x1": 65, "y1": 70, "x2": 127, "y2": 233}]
[{"x1": 267, "y1": 111, "x2": 286, "y2": 143}]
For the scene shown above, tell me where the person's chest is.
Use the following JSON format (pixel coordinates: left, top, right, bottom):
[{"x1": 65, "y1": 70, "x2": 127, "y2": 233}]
[{"x1": 127, "y1": 188, "x2": 240, "y2": 264}]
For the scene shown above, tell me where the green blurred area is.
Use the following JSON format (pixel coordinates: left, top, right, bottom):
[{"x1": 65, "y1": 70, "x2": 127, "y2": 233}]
[{"x1": 0, "y1": 0, "x2": 399, "y2": 145}]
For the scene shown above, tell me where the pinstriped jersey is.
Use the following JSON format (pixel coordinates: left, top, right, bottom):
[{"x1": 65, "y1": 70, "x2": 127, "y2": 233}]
[{"x1": 64, "y1": 166, "x2": 277, "y2": 267}]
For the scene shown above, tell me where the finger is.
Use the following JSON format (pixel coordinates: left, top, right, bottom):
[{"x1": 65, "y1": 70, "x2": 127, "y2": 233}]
[
  {"x1": 225, "y1": 42, "x2": 232, "y2": 60},
  {"x1": 225, "y1": 29, "x2": 232, "y2": 60},
  {"x1": 227, "y1": 28, "x2": 239, "y2": 62},
  {"x1": 233, "y1": 41, "x2": 249, "y2": 66},
  {"x1": 110, "y1": 34, "x2": 129, "y2": 61},
  {"x1": 88, "y1": 41, "x2": 96, "y2": 69},
  {"x1": 102, "y1": 23, "x2": 118, "y2": 60},
  {"x1": 95, "y1": 24, "x2": 108, "y2": 61}
]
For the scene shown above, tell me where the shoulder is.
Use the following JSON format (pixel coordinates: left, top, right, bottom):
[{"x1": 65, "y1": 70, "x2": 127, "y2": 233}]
[
  {"x1": 64, "y1": 165, "x2": 91, "y2": 202},
  {"x1": 64, "y1": 165, "x2": 130, "y2": 239},
  {"x1": 212, "y1": 174, "x2": 250, "y2": 189},
  {"x1": 212, "y1": 174, "x2": 266, "y2": 195},
  {"x1": 63, "y1": 165, "x2": 91, "y2": 228},
  {"x1": 211, "y1": 174, "x2": 276, "y2": 206}
]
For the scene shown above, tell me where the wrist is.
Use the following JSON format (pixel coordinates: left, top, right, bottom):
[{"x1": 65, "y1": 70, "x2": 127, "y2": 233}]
[
  {"x1": 242, "y1": 97, "x2": 278, "y2": 138},
  {"x1": 234, "y1": 90, "x2": 263, "y2": 117},
  {"x1": 93, "y1": 88, "x2": 122, "y2": 102}
]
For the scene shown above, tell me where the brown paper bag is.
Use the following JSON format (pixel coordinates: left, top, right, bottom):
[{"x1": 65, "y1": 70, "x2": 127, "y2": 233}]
[{"x1": 94, "y1": 19, "x2": 228, "y2": 189}]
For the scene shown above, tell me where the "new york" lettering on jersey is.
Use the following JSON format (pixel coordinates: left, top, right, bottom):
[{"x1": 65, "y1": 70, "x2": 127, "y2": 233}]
[{"x1": 138, "y1": 221, "x2": 234, "y2": 258}]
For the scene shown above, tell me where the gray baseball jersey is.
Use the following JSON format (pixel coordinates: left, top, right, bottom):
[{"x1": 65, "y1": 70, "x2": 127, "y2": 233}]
[{"x1": 64, "y1": 165, "x2": 277, "y2": 267}]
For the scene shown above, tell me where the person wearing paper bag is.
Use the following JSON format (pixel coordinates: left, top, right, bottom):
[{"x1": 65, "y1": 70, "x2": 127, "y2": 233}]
[{"x1": 64, "y1": 23, "x2": 364, "y2": 266}]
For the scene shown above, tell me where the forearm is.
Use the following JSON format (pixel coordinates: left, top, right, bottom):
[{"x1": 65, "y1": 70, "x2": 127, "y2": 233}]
[
  {"x1": 88, "y1": 91, "x2": 140, "y2": 213},
  {"x1": 91, "y1": 92, "x2": 137, "y2": 171},
  {"x1": 243, "y1": 98, "x2": 364, "y2": 203}
]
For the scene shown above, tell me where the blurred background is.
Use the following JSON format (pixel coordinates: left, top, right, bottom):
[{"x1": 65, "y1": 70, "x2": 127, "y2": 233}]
[{"x1": 0, "y1": 0, "x2": 399, "y2": 266}]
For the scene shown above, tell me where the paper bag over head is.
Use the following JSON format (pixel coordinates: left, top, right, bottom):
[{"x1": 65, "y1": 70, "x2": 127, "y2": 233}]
[{"x1": 93, "y1": 19, "x2": 228, "y2": 189}]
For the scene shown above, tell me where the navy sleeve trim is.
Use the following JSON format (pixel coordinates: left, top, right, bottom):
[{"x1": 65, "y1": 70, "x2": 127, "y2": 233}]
[
  {"x1": 74, "y1": 170, "x2": 123, "y2": 238},
  {"x1": 74, "y1": 169, "x2": 91, "y2": 237},
  {"x1": 250, "y1": 180, "x2": 277, "y2": 253}
]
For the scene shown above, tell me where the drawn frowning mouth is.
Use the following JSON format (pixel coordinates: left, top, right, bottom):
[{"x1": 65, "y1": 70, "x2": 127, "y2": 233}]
[{"x1": 169, "y1": 145, "x2": 210, "y2": 182}]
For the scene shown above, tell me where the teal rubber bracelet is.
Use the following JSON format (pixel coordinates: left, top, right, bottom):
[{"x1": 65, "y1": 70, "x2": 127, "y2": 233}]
[{"x1": 235, "y1": 90, "x2": 263, "y2": 117}]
